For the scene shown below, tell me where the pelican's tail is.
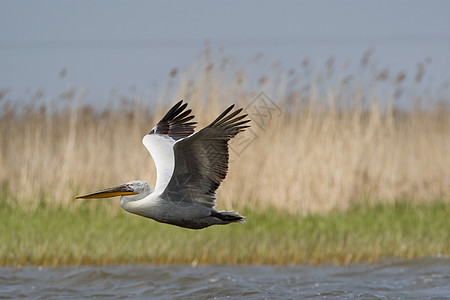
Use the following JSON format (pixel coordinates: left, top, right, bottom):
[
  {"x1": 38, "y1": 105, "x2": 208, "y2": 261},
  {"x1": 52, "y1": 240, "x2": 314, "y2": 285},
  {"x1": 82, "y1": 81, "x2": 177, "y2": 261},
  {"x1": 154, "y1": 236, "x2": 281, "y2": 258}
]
[{"x1": 211, "y1": 210, "x2": 246, "y2": 224}]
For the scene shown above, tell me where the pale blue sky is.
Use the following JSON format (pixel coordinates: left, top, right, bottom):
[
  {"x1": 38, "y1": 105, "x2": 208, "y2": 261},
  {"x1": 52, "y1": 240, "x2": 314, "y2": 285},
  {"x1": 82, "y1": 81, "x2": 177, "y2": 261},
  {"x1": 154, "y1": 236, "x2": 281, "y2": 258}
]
[{"x1": 1, "y1": 0, "x2": 449, "y2": 107}]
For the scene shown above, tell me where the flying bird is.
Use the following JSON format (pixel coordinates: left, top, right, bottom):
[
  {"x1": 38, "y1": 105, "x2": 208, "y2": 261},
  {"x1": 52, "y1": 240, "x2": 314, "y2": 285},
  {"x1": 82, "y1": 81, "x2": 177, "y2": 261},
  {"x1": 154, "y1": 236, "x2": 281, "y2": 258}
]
[{"x1": 76, "y1": 100, "x2": 250, "y2": 229}]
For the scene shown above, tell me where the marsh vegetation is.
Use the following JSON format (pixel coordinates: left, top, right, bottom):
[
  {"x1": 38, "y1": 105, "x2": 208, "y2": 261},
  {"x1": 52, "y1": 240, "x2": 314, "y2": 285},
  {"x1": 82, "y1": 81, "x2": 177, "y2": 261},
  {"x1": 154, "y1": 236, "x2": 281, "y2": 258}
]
[{"x1": 1, "y1": 48, "x2": 449, "y2": 265}]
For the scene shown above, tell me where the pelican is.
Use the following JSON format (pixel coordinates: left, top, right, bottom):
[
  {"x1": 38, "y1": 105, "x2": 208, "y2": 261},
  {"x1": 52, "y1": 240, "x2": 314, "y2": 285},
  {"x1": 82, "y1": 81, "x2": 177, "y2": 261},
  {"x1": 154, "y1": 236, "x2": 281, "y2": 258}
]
[{"x1": 76, "y1": 100, "x2": 250, "y2": 229}]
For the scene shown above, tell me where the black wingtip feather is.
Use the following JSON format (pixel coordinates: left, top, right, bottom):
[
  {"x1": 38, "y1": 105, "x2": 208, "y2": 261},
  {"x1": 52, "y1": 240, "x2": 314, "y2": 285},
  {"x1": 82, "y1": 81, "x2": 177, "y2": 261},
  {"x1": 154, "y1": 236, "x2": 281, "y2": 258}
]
[
  {"x1": 207, "y1": 104, "x2": 250, "y2": 138},
  {"x1": 163, "y1": 100, "x2": 183, "y2": 118},
  {"x1": 150, "y1": 100, "x2": 197, "y2": 140},
  {"x1": 209, "y1": 104, "x2": 235, "y2": 127}
]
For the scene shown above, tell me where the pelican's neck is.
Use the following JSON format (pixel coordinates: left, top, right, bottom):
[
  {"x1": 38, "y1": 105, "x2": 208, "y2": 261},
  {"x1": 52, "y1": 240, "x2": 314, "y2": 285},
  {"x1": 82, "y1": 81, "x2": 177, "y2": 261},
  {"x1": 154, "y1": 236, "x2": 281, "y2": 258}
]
[{"x1": 120, "y1": 191, "x2": 159, "y2": 217}]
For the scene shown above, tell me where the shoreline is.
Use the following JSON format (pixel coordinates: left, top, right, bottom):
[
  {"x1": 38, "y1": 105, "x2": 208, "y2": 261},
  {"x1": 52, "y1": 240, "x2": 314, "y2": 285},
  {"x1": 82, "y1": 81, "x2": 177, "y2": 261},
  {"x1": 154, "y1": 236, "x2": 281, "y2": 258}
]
[{"x1": 2, "y1": 201, "x2": 448, "y2": 267}]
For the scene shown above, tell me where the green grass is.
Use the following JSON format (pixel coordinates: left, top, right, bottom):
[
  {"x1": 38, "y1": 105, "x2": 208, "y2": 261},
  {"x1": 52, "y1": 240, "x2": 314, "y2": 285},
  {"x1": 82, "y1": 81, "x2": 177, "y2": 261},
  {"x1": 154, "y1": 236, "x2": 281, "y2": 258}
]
[{"x1": 1, "y1": 200, "x2": 449, "y2": 266}]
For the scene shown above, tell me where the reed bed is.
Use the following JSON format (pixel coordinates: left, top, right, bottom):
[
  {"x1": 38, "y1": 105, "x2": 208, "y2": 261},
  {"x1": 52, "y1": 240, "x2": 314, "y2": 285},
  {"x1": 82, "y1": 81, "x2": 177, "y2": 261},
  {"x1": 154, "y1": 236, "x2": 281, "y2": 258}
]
[{"x1": 1, "y1": 48, "x2": 449, "y2": 213}]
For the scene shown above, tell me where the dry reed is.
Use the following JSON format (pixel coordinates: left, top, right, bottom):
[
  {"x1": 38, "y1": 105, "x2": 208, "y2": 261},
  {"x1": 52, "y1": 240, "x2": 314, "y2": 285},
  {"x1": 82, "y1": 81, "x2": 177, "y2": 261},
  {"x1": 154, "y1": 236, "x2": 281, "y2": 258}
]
[{"x1": 1, "y1": 48, "x2": 449, "y2": 213}]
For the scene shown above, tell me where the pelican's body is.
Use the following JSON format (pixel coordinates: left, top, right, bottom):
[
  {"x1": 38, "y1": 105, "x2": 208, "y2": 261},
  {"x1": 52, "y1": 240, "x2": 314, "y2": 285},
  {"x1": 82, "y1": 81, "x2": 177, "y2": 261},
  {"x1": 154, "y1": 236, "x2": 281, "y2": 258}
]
[{"x1": 76, "y1": 101, "x2": 249, "y2": 229}]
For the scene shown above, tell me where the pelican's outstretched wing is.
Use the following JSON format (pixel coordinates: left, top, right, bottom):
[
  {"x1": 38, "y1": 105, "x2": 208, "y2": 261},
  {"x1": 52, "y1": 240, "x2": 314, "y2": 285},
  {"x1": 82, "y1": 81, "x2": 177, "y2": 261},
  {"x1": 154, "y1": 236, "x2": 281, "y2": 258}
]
[
  {"x1": 162, "y1": 105, "x2": 250, "y2": 208},
  {"x1": 143, "y1": 100, "x2": 197, "y2": 193}
]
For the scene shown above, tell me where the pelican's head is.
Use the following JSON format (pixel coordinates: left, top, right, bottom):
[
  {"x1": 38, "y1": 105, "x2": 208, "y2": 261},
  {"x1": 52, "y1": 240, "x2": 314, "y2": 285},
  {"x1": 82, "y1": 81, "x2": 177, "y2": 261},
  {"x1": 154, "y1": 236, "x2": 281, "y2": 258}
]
[{"x1": 75, "y1": 180, "x2": 153, "y2": 202}]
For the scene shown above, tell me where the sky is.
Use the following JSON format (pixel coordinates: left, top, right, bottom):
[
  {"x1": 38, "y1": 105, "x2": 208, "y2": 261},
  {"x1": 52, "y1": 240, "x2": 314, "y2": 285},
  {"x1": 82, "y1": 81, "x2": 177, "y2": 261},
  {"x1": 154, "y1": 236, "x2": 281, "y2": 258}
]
[{"x1": 1, "y1": 0, "x2": 449, "y2": 107}]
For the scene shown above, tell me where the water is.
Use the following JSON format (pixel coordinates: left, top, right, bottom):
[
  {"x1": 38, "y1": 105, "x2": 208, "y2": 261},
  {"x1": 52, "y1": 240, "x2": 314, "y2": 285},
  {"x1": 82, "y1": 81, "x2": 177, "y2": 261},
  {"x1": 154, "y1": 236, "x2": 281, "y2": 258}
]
[{"x1": 1, "y1": 256, "x2": 449, "y2": 299}]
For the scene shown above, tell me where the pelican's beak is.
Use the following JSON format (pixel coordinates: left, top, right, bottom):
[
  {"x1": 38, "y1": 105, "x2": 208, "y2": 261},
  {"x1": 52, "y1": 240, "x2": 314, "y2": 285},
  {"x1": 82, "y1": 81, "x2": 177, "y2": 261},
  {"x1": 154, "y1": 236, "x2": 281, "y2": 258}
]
[{"x1": 75, "y1": 184, "x2": 138, "y2": 199}]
